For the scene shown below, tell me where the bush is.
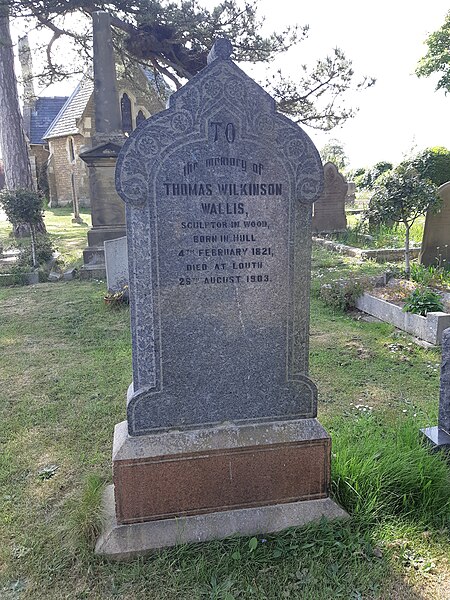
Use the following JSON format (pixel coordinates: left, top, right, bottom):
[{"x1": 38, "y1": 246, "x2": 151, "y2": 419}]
[
  {"x1": 402, "y1": 287, "x2": 444, "y2": 316},
  {"x1": 0, "y1": 188, "x2": 45, "y2": 267},
  {"x1": 409, "y1": 263, "x2": 450, "y2": 288},
  {"x1": 320, "y1": 279, "x2": 365, "y2": 311},
  {"x1": 16, "y1": 235, "x2": 56, "y2": 267},
  {"x1": 0, "y1": 188, "x2": 44, "y2": 226},
  {"x1": 355, "y1": 161, "x2": 393, "y2": 190},
  {"x1": 408, "y1": 146, "x2": 450, "y2": 187}
]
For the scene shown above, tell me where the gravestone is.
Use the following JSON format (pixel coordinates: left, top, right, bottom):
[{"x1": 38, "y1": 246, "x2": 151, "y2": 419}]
[
  {"x1": 96, "y1": 39, "x2": 346, "y2": 559},
  {"x1": 346, "y1": 181, "x2": 356, "y2": 206},
  {"x1": 312, "y1": 162, "x2": 347, "y2": 233},
  {"x1": 104, "y1": 236, "x2": 128, "y2": 292},
  {"x1": 421, "y1": 327, "x2": 450, "y2": 450},
  {"x1": 420, "y1": 182, "x2": 450, "y2": 267}
]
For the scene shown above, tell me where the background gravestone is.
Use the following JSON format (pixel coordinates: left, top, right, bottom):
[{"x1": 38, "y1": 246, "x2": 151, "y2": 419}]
[
  {"x1": 96, "y1": 39, "x2": 346, "y2": 559},
  {"x1": 312, "y1": 162, "x2": 348, "y2": 233},
  {"x1": 104, "y1": 236, "x2": 128, "y2": 292},
  {"x1": 420, "y1": 181, "x2": 450, "y2": 267}
]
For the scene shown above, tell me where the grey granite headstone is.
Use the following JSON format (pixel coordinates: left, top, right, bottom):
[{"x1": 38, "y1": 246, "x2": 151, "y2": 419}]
[
  {"x1": 116, "y1": 39, "x2": 324, "y2": 436},
  {"x1": 105, "y1": 236, "x2": 128, "y2": 292}
]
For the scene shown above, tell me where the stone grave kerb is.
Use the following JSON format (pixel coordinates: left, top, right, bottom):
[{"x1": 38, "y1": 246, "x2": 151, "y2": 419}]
[{"x1": 116, "y1": 39, "x2": 324, "y2": 436}]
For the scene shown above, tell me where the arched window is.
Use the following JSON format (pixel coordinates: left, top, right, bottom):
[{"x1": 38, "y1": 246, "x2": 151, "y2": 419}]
[
  {"x1": 136, "y1": 110, "x2": 146, "y2": 128},
  {"x1": 121, "y1": 93, "x2": 133, "y2": 134},
  {"x1": 68, "y1": 137, "x2": 76, "y2": 163}
]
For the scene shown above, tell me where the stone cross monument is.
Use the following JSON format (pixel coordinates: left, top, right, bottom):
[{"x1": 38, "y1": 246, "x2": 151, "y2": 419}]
[
  {"x1": 79, "y1": 11, "x2": 126, "y2": 278},
  {"x1": 96, "y1": 38, "x2": 346, "y2": 559},
  {"x1": 421, "y1": 327, "x2": 450, "y2": 450}
]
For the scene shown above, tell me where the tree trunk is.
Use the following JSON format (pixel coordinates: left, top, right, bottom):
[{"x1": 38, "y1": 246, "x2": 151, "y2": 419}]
[
  {"x1": 404, "y1": 224, "x2": 411, "y2": 279},
  {"x1": 0, "y1": 6, "x2": 46, "y2": 236}
]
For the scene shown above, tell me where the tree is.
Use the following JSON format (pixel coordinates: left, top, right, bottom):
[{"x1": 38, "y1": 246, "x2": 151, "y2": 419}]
[
  {"x1": 0, "y1": 5, "x2": 33, "y2": 190},
  {"x1": 0, "y1": 3, "x2": 46, "y2": 236},
  {"x1": 416, "y1": 11, "x2": 450, "y2": 93},
  {"x1": 320, "y1": 138, "x2": 348, "y2": 172},
  {"x1": 406, "y1": 146, "x2": 450, "y2": 187},
  {"x1": 6, "y1": 0, "x2": 375, "y2": 131},
  {"x1": 368, "y1": 165, "x2": 440, "y2": 278},
  {"x1": 356, "y1": 161, "x2": 393, "y2": 190}
]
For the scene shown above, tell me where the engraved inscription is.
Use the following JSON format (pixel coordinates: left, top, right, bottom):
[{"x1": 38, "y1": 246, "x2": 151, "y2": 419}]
[{"x1": 166, "y1": 153, "x2": 281, "y2": 287}]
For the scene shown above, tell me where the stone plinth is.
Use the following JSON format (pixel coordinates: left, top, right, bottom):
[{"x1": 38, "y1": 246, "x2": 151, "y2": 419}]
[
  {"x1": 96, "y1": 418, "x2": 347, "y2": 558},
  {"x1": 112, "y1": 419, "x2": 330, "y2": 523}
]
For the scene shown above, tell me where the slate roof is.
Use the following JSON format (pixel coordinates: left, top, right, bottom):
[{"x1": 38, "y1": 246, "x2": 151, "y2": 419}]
[
  {"x1": 43, "y1": 68, "x2": 170, "y2": 141},
  {"x1": 29, "y1": 96, "x2": 69, "y2": 144},
  {"x1": 43, "y1": 77, "x2": 94, "y2": 140}
]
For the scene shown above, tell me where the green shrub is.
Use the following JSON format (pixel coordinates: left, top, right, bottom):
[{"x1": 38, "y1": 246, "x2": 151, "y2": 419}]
[
  {"x1": 0, "y1": 188, "x2": 44, "y2": 226},
  {"x1": 320, "y1": 279, "x2": 365, "y2": 311},
  {"x1": 356, "y1": 161, "x2": 393, "y2": 190},
  {"x1": 409, "y1": 263, "x2": 450, "y2": 288},
  {"x1": 402, "y1": 287, "x2": 444, "y2": 316},
  {"x1": 0, "y1": 188, "x2": 45, "y2": 267},
  {"x1": 16, "y1": 235, "x2": 56, "y2": 267},
  {"x1": 408, "y1": 146, "x2": 450, "y2": 187}
]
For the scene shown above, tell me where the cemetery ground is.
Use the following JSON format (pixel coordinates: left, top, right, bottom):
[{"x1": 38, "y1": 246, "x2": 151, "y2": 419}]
[{"x1": 1, "y1": 213, "x2": 450, "y2": 599}]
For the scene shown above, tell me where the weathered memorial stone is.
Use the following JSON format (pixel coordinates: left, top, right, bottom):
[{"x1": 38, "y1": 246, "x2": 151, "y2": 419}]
[
  {"x1": 96, "y1": 39, "x2": 347, "y2": 559},
  {"x1": 104, "y1": 236, "x2": 128, "y2": 292},
  {"x1": 312, "y1": 162, "x2": 347, "y2": 233},
  {"x1": 420, "y1": 182, "x2": 450, "y2": 267},
  {"x1": 79, "y1": 11, "x2": 126, "y2": 278},
  {"x1": 346, "y1": 181, "x2": 356, "y2": 206},
  {"x1": 421, "y1": 327, "x2": 450, "y2": 450}
]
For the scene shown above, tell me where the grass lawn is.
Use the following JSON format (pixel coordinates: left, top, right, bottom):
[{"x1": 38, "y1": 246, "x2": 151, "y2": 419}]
[{"x1": 0, "y1": 215, "x2": 449, "y2": 599}]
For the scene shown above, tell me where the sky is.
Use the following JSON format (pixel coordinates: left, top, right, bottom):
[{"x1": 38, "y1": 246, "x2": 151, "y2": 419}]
[
  {"x1": 251, "y1": 0, "x2": 450, "y2": 169},
  {"x1": 8, "y1": 0, "x2": 450, "y2": 170}
]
